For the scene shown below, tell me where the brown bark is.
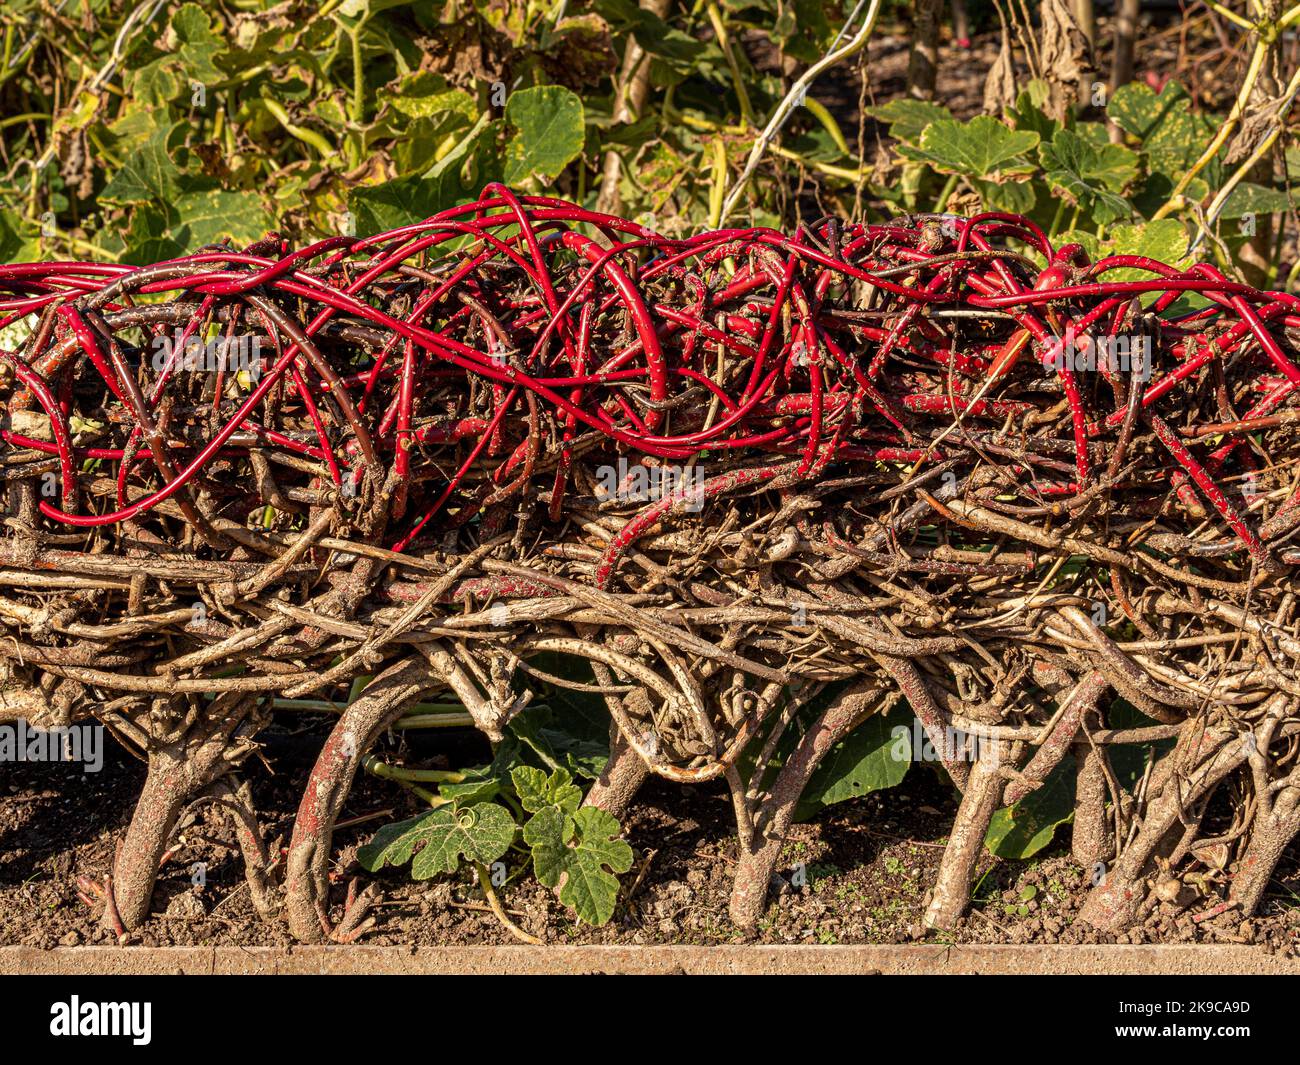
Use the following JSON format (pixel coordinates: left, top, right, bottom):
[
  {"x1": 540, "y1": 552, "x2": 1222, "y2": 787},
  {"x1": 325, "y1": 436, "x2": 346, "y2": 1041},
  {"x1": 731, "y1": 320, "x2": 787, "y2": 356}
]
[
  {"x1": 583, "y1": 720, "x2": 650, "y2": 820},
  {"x1": 1072, "y1": 740, "x2": 1114, "y2": 868},
  {"x1": 1072, "y1": 0, "x2": 1096, "y2": 49},
  {"x1": 596, "y1": 0, "x2": 674, "y2": 215},
  {"x1": 1004, "y1": 671, "x2": 1105, "y2": 805},
  {"x1": 285, "y1": 660, "x2": 433, "y2": 942},
  {"x1": 1079, "y1": 724, "x2": 1243, "y2": 931},
  {"x1": 1237, "y1": 27, "x2": 1282, "y2": 288},
  {"x1": 906, "y1": 0, "x2": 943, "y2": 101},
  {"x1": 923, "y1": 739, "x2": 1009, "y2": 930},
  {"x1": 1229, "y1": 790, "x2": 1300, "y2": 916},
  {"x1": 1109, "y1": 0, "x2": 1140, "y2": 93},
  {"x1": 951, "y1": 0, "x2": 971, "y2": 47},
  {"x1": 874, "y1": 653, "x2": 970, "y2": 791},
  {"x1": 729, "y1": 680, "x2": 884, "y2": 929},
  {"x1": 211, "y1": 777, "x2": 279, "y2": 919},
  {"x1": 106, "y1": 694, "x2": 260, "y2": 930}
]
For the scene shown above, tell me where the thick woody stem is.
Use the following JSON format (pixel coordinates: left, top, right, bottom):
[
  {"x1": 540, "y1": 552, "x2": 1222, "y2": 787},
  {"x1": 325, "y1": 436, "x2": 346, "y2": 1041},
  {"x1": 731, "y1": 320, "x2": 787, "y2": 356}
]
[
  {"x1": 1004, "y1": 670, "x2": 1106, "y2": 804},
  {"x1": 1079, "y1": 722, "x2": 1247, "y2": 932},
  {"x1": 108, "y1": 764, "x2": 187, "y2": 930},
  {"x1": 584, "y1": 720, "x2": 650, "y2": 820},
  {"x1": 728, "y1": 680, "x2": 884, "y2": 930},
  {"x1": 210, "y1": 777, "x2": 278, "y2": 919},
  {"x1": 1229, "y1": 790, "x2": 1300, "y2": 917},
  {"x1": 106, "y1": 693, "x2": 259, "y2": 930},
  {"x1": 875, "y1": 652, "x2": 970, "y2": 791},
  {"x1": 906, "y1": 0, "x2": 942, "y2": 100},
  {"x1": 1072, "y1": 739, "x2": 1113, "y2": 868},
  {"x1": 923, "y1": 738, "x2": 1008, "y2": 931},
  {"x1": 285, "y1": 660, "x2": 433, "y2": 942},
  {"x1": 596, "y1": 0, "x2": 673, "y2": 215}
]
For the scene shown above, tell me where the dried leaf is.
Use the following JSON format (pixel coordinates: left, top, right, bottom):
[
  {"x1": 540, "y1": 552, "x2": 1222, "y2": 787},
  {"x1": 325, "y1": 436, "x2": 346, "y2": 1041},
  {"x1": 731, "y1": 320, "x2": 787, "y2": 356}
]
[
  {"x1": 1037, "y1": 0, "x2": 1096, "y2": 120},
  {"x1": 982, "y1": 22, "x2": 1017, "y2": 117}
]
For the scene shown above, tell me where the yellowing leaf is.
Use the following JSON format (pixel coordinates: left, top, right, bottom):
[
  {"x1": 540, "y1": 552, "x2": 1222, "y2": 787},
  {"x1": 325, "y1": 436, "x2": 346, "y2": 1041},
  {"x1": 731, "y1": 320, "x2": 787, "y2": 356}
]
[{"x1": 503, "y1": 86, "x2": 585, "y2": 186}]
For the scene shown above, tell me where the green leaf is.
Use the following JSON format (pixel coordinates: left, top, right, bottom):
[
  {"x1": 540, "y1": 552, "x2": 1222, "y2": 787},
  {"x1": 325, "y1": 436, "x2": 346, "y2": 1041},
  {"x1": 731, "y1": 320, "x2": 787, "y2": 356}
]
[
  {"x1": 437, "y1": 776, "x2": 503, "y2": 806},
  {"x1": 770, "y1": 0, "x2": 838, "y2": 64},
  {"x1": 1107, "y1": 79, "x2": 1190, "y2": 143},
  {"x1": 503, "y1": 86, "x2": 585, "y2": 185},
  {"x1": 100, "y1": 128, "x2": 185, "y2": 205},
  {"x1": 390, "y1": 114, "x2": 477, "y2": 175},
  {"x1": 1218, "y1": 182, "x2": 1290, "y2": 221},
  {"x1": 357, "y1": 803, "x2": 516, "y2": 879},
  {"x1": 1105, "y1": 699, "x2": 1174, "y2": 791},
  {"x1": 1062, "y1": 218, "x2": 1188, "y2": 283},
  {"x1": 593, "y1": 0, "x2": 707, "y2": 63},
  {"x1": 1006, "y1": 81, "x2": 1059, "y2": 141},
  {"x1": 0, "y1": 211, "x2": 22, "y2": 264},
  {"x1": 985, "y1": 755, "x2": 1075, "y2": 859},
  {"x1": 971, "y1": 177, "x2": 1037, "y2": 214},
  {"x1": 1107, "y1": 80, "x2": 1214, "y2": 180},
  {"x1": 512, "y1": 765, "x2": 582, "y2": 818},
  {"x1": 1039, "y1": 128, "x2": 1138, "y2": 224},
  {"x1": 900, "y1": 115, "x2": 1040, "y2": 180},
  {"x1": 349, "y1": 112, "x2": 501, "y2": 232},
  {"x1": 129, "y1": 59, "x2": 183, "y2": 109},
  {"x1": 798, "y1": 700, "x2": 911, "y2": 818},
  {"x1": 103, "y1": 106, "x2": 169, "y2": 157},
  {"x1": 867, "y1": 99, "x2": 952, "y2": 148},
  {"x1": 121, "y1": 190, "x2": 269, "y2": 264},
  {"x1": 172, "y1": 188, "x2": 269, "y2": 247},
  {"x1": 335, "y1": 0, "x2": 419, "y2": 23},
  {"x1": 170, "y1": 3, "x2": 225, "y2": 85},
  {"x1": 471, "y1": 0, "x2": 528, "y2": 43},
  {"x1": 435, "y1": 763, "x2": 503, "y2": 806},
  {"x1": 525, "y1": 806, "x2": 632, "y2": 925},
  {"x1": 508, "y1": 669, "x2": 611, "y2": 780},
  {"x1": 380, "y1": 71, "x2": 476, "y2": 122},
  {"x1": 124, "y1": 3, "x2": 225, "y2": 107}
]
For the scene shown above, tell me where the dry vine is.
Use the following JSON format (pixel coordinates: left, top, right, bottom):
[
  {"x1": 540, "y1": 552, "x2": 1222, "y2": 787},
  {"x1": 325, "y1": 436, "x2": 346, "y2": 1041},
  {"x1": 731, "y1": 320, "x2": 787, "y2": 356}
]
[{"x1": 2, "y1": 187, "x2": 1299, "y2": 938}]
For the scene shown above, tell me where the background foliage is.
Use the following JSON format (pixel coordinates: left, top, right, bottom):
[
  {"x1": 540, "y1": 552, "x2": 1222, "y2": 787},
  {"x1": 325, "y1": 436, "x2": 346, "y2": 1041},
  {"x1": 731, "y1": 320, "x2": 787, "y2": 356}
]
[{"x1": 1, "y1": 1, "x2": 1295, "y2": 277}]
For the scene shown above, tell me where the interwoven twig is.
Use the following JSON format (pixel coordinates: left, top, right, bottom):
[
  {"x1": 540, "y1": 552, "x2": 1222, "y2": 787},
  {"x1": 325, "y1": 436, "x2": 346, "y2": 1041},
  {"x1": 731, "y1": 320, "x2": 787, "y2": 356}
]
[{"x1": 2, "y1": 186, "x2": 1299, "y2": 938}]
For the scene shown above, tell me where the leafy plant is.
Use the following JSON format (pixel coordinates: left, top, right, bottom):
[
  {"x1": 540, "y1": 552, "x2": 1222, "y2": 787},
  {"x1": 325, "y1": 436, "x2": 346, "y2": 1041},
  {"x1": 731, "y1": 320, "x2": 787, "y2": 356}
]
[
  {"x1": 796, "y1": 698, "x2": 913, "y2": 819},
  {"x1": 359, "y1": 760, "x2": 632, "y2": 926},
  {"x1": 985, "y1": 755, "x2": 1076, "y2": 861},
  {"x1": 2, "y1": 2, "x2": 1296, "y2": 284}
]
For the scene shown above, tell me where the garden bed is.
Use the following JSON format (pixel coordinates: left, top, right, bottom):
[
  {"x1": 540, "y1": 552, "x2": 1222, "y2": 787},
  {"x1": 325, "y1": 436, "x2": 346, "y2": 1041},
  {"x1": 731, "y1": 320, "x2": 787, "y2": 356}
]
[{"x1": 3, "y1": 731, "x2": 1296, "y2": 953}]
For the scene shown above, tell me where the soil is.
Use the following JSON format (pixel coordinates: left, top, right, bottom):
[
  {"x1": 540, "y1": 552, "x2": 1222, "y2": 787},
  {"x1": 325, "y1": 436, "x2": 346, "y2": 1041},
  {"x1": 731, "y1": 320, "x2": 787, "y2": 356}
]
[{"x1": 2, "y1": 717, "x2": 1297, "y2": 953}]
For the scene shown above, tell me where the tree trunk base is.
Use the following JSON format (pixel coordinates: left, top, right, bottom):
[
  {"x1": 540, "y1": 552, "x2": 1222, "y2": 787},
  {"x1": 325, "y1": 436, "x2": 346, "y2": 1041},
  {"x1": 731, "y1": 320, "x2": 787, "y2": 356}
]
[
  {"x1": 924, "y1": 742, "x2": 1006, "y2": 931},
  {"x1": 106, "y1": 694, "x2": 262, "y2": 931},
  {"x1": 1229, "y1": 798, "x2": 1300, "y2": 917},
  {"x1": 1072, "y1": 741, "x2": 1113, "y2": 869},
  {"x1": 285, "y1": 661, "x2": 432, "y2": 942},
  {"x1": 583, "y1": 722, "x2": 649, "y2": 820}
]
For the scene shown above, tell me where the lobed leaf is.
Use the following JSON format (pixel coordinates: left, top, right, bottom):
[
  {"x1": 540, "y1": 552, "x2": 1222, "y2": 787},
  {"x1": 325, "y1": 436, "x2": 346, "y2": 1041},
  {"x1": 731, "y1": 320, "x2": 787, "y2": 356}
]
[
  {"x1": 358, "y1": 803, "x2": 516, "y2": 879},
  {"x1": 526, "y1": 806, "x2": 633, "y2": 926}
]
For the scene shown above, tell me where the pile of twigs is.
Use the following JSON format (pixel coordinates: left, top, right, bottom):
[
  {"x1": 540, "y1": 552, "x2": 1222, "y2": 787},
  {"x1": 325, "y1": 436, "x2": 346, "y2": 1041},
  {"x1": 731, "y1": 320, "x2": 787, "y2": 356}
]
[{"x1": 2, "y1": 186, "x2": 1299, "y2": 940}]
